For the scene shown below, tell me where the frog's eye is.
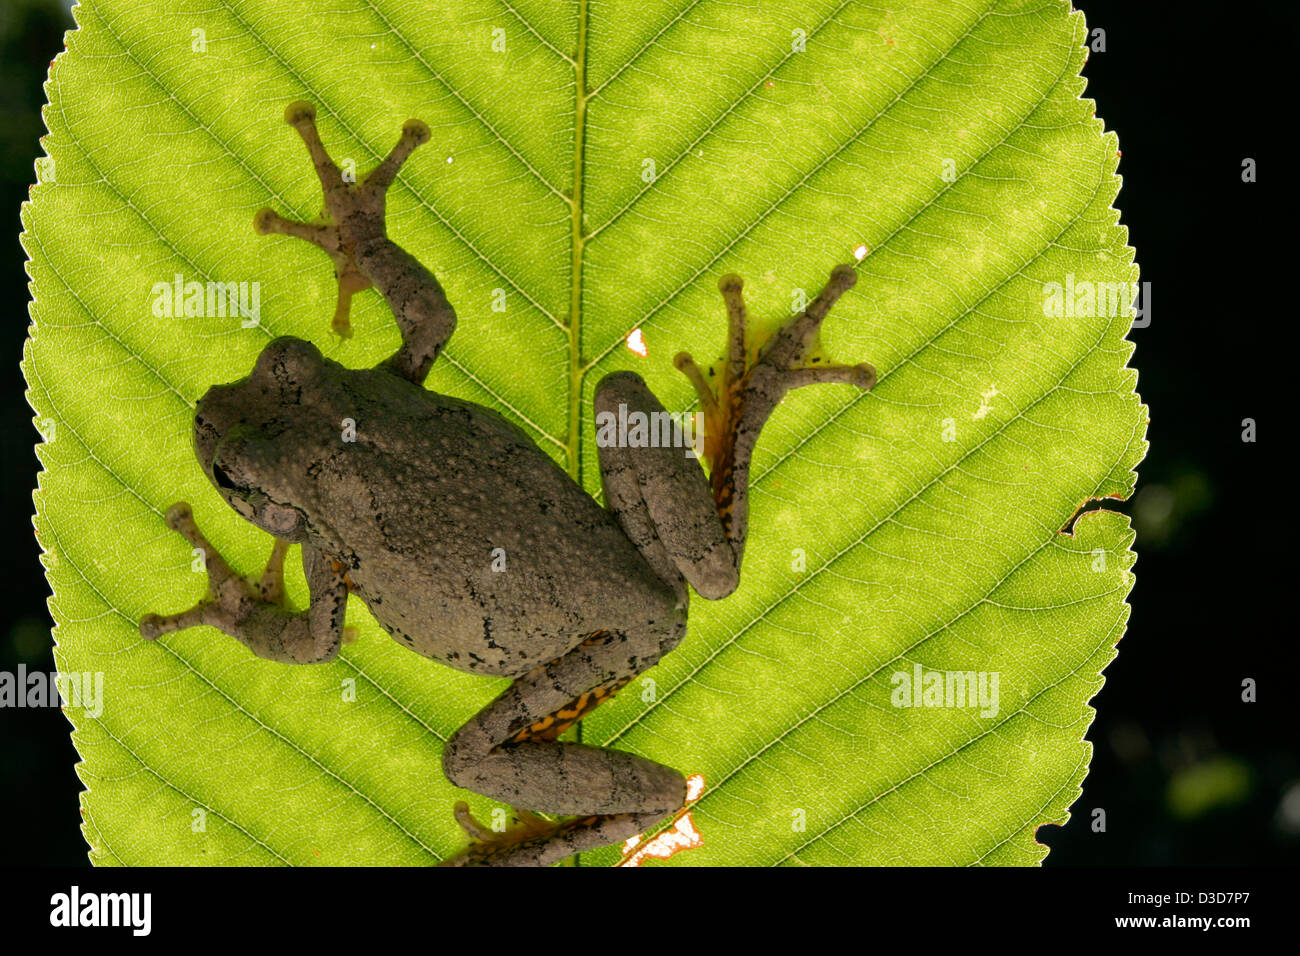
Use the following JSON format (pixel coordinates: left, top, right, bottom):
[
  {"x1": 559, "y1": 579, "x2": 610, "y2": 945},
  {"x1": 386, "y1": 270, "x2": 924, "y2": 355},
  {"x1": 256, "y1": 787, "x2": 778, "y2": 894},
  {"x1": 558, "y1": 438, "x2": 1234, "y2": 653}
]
[
  {"x1": 212, "y1": 462, "x2": 241, "y2": 492},
  {"x1": 209, "y1": 438, "x2": 268, "y2": 503}
]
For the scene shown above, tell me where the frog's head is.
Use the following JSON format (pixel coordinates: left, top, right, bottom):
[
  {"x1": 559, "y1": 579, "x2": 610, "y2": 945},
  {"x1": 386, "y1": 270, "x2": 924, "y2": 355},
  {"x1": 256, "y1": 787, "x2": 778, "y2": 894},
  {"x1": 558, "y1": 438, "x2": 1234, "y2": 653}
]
[{"x1": 192, "y1": 337, "x2": 325, "y2": 542}]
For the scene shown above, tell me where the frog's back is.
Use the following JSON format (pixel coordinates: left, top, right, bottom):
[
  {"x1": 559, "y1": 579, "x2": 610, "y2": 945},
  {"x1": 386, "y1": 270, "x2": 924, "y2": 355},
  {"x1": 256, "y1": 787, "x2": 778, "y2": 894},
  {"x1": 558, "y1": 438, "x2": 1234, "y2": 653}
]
[{"x1": 304, "y1": 364, "x2": 679, "y2": 677}]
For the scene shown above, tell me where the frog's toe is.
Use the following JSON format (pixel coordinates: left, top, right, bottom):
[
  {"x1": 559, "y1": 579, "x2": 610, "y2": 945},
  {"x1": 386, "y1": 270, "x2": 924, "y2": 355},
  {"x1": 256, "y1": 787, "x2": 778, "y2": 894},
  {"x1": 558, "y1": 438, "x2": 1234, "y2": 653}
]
[
  {"x1": 139, "y1": 606, "x2": 211, "y2": 641},
  {"x1": 139, "y1": 612, "x2": 171, "y2": 641},
  {"x1": 782, "y1": 359, "x2": 877, "y2": 391},
  {"x1": 442, "y1": 803, "x2": 565, "y2": 867},
  {"x1": 361, "y1": 116, "x2": 432, "y2": 193},
  {"x1": 451, "y1": 801, "x2": 494, "y2": 842},
  {"x1": 253, "y1": 207, "x2": 335, "y2": 249},
  {"x1": 284, "y1": 99, "x2": 316, "y2": 126},
  {"x1": 758, "y1": 262, "x2": 860, "y2": 371},
  {"x1": 330, "y1": 268, "x2": 372, "y2": 339},
  {"x1": 761, "y1": 264, "x2": 875, "y2": 393},
  {"x1": 162, "y1": 501, "x2": 192, "y2": 531},
  {"x1": 402, "y1": 118, "x2": 431, "y2": 146}
]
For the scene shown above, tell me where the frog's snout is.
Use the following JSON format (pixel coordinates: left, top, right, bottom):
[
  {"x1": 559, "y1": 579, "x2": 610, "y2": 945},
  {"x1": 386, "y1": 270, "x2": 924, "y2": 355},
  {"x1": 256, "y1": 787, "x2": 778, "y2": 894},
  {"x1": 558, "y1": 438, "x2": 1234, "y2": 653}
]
[{"x1": 192, "y1": 381, "x2": 244, "y2": 481}]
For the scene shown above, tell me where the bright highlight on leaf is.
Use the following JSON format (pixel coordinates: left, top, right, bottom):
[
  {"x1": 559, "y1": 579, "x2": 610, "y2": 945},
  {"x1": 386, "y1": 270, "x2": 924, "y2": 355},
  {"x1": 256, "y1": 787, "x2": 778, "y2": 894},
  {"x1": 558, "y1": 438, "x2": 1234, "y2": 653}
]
[
  {"x1": 618, "y1": 773, "x2": 708, "y2": 866},
  {"x1": 625, "y1": 328, "x2": 648, "y2": 357},
  {"x1": 23, "y1": 0, "x2": 1145, "y2": 866}
]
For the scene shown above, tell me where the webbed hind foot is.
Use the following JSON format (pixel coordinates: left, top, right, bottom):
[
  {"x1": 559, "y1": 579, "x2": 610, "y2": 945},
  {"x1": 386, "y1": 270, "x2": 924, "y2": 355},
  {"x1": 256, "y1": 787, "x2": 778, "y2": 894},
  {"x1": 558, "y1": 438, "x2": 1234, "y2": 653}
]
[{"x1": 674, "y1": 263, "x2": 876, "y2": 547}]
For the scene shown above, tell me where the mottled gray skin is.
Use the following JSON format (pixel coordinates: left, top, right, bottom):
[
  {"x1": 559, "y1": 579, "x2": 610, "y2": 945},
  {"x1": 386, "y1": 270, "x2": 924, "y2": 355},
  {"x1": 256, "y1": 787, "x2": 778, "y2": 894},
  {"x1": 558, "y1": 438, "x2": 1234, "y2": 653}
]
[
  {"x1": 192, "y1": 348, "x2": 681, "y2": 676},
  {"x1": 140, "y1": 101, "x2": 876, "y2": 867}
]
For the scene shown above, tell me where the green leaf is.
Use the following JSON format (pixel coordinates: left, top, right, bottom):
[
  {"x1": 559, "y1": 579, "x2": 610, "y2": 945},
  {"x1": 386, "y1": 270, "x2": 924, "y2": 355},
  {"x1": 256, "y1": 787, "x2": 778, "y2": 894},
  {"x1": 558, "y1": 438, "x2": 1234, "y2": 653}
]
[{"x1": 23, "y1": 0, "x2": 1145, "y2": 866}]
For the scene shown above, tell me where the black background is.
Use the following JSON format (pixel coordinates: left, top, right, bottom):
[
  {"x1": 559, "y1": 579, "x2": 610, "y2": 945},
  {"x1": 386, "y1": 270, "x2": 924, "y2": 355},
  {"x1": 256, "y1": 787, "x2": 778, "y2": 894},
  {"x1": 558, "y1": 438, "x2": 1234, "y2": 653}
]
[{"x1": 0, "y1": 0, "x2": 1294, "y2": 868}]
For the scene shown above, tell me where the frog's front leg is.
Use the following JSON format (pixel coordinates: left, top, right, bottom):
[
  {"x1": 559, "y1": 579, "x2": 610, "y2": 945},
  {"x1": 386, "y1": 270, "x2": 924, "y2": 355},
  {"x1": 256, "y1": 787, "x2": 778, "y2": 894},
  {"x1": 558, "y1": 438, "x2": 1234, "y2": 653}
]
[
  {"x1": 253, "y1": 101, "x2": 456, "y2": 386},
  {"x1": 598, "y1": 262, "x2": 876, "y2": 593},
  {"x1": 440, "y1": 627, "x2": 687, "y2": 866},
  {"x1": 139, "y1": 503, "x2": 348, "y2": 664}
]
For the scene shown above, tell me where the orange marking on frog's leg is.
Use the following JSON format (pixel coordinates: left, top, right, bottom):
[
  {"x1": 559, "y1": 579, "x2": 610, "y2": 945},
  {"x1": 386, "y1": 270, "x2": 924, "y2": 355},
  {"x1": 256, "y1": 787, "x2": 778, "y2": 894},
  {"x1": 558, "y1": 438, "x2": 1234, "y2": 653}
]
[
  {"x1": 713, "y1": 473, "x2": 737, "y2": 532},
  {"x1": 505, "y1": 674, "x2": 632, "y2": 745},
  {"x1": 496, "y1": 631, "x2": 631, "y2": 745}
]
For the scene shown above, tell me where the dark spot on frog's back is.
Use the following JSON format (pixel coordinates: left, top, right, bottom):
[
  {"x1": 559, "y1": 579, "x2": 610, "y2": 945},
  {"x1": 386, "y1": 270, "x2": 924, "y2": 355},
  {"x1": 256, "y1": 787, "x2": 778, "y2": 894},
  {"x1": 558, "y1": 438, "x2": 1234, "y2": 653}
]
[{"x1": 379, "y1": 618, "x2": 413, "y2": 645}]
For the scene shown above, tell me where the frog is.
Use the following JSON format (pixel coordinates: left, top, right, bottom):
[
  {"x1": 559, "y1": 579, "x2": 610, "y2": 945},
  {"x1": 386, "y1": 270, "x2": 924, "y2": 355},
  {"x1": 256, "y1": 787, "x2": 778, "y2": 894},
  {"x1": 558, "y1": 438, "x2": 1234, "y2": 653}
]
[{"x1": 139, "y1": 101, "x2": 877, "y2": 867}]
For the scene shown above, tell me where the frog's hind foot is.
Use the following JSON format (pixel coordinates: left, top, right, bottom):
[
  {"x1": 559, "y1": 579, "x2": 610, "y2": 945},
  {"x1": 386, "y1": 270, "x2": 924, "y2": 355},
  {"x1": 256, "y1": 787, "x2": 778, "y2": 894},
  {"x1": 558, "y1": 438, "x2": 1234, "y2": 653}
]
[
  {"x1": 439, "y1": 627, "x2": 687, "y2": 867},
  {"x1": 673, "y1": 263, "x2": 876, "y2": 543},
  {"x1": 253, "y1": 100, "x2": 431, "y2": 338},
  {"x1": 441, "y1": 802, "x2": 665, "y2": 868},
  {"x1": 439, "y1": 802, "x2": 562, "y2": 867}
]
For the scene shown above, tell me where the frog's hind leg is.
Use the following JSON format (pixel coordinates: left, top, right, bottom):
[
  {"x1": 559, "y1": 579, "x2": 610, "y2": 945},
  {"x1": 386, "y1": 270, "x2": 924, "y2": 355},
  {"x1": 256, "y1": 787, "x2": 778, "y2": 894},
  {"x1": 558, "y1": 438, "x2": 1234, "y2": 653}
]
[
  {"x1": 591, "y1": 264, "x2": 874, "y2": 601},
  {"x1": 674, "y1": 263, "x2": 877, "y2": 567},
  {"x1": 254, "y1": 101, "x2": 457, "y2": 386},
  {"x1": 594, "y1": 370, "x2": 739, "y2": 600},
  {"x1": 440, "y1": 628, "x2": 687, "y2": 866}
]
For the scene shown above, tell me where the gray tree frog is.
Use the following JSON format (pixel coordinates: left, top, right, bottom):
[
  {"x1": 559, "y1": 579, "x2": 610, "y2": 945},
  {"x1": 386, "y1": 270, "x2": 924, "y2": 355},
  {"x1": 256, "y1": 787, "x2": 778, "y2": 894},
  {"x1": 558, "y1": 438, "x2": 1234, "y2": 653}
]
[{"x1": 140, "y1": 101, "x2": 877, "y2": 866}]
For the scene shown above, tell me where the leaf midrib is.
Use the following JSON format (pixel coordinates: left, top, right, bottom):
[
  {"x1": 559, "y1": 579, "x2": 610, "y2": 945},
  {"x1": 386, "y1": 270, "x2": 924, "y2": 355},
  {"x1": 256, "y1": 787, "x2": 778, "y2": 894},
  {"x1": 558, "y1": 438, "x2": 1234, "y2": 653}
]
[{"x1": 567, "y1": 0, "x2": 589, "y2": 478}]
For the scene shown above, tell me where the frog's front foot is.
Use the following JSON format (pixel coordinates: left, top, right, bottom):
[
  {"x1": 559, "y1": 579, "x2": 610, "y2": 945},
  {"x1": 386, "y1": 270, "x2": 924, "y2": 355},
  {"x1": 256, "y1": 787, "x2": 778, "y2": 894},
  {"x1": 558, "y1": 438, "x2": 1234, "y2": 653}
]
[
  {"x1": 139, "y1": 502, "x2": 290, "y2": 641},
  {"x1": 253, "y1": 101, "x2": 431, "y2": 337},
  {"x1": 673, "y1": 263, "x2": 877, "y2": 519},
  {"x1": 139, "y1": 503, "x2": 349, "y2": 664}
]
